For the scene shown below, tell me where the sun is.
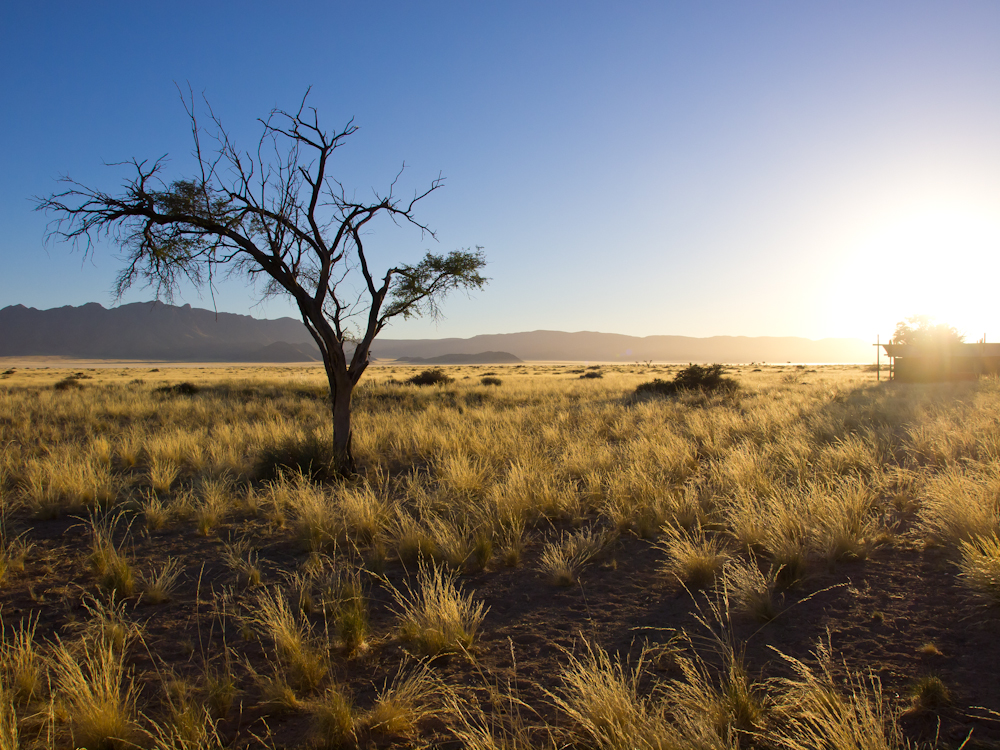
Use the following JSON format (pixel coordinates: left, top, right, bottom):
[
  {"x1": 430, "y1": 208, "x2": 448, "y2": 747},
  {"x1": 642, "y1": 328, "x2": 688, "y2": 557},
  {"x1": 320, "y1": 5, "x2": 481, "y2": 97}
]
[{"x1": 825, "y1": 204, "x2": 1000, "y2": 341}]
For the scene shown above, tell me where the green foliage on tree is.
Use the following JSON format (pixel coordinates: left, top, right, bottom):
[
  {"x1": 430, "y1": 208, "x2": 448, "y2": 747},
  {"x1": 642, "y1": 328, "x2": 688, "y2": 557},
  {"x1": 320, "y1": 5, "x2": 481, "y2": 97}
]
[{"x1": 892, "y1": 315, "x2": 964, "y2": 346}]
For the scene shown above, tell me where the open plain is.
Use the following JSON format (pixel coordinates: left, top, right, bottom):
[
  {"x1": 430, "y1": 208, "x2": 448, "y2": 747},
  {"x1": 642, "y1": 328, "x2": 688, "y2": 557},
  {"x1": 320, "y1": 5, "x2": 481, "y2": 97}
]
[{"x1": 2, "y1": 362, "x2": 999, "y2": 749}]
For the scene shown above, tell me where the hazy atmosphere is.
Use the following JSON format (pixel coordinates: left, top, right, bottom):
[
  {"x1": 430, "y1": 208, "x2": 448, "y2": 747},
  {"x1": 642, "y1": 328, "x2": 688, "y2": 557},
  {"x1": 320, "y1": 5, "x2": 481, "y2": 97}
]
[{"x1": 4, "y1": 2, "x2": 1000, "y2": 341}]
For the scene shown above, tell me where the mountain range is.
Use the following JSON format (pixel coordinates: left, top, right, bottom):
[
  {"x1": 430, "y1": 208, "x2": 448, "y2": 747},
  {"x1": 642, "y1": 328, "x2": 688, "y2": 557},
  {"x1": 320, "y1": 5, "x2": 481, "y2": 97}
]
[
  {"x1": 0, "y1": 302, "x2": 319, "y2": 362},
  {"x1": 0, "y1": 302, "x2": 874, "y2": 363}
]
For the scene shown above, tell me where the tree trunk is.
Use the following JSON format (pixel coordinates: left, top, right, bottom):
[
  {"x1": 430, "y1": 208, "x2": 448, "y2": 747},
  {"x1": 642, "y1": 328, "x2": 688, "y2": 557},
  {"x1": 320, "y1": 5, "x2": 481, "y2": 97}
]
[{"x1": 331, "y1": 375, "x2": 355, "y2": 476}]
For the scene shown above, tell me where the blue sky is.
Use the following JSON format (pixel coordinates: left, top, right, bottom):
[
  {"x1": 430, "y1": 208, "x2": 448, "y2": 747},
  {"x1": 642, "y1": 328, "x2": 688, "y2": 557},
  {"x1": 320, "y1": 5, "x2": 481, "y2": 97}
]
[{"x1": 4, "y1": 2, "x2": 1000, "y2": 341}]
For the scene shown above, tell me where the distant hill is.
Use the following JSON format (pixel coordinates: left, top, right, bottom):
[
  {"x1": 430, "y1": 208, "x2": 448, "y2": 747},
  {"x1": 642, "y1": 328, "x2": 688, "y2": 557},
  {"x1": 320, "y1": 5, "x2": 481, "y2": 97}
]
[
  {"x1": 0, "y1": 302, "x2": 874, "y2": 363},
  {"x1": 0, "y1": 302, "x2": 319, "y2": 361},
  {"x1": 250, "y1": 342, "x2": 321, "y2": 362},
  {"x1": 394, "y1": 351, "x2": 523, "y2": 365},
  {"x1": 375, "y1": 330, "x2": 874, "y2": 364}
]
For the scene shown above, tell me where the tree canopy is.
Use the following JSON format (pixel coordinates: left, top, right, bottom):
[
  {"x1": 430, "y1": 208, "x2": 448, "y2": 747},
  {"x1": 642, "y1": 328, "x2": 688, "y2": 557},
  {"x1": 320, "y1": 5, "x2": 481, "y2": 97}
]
[{"x1": 892, "y1": 315, "x2": 964, "y2": 347}]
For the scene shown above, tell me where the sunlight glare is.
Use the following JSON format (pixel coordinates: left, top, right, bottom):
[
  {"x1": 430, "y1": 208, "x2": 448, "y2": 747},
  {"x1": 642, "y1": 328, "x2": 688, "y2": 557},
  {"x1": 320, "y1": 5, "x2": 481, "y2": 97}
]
[{"x1": 826, "y1": 205, "x2": 1000, "y2": 342}]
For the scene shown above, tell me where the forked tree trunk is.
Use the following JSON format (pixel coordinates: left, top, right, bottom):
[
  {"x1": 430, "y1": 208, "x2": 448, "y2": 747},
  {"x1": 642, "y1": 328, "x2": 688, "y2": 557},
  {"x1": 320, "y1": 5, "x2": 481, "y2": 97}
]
[
  {"x1": 311, "y1": 310, "x2": 369, "y2": 478},
  {"x1": 330, "y1": 374, "x2": 355, "y2": 476}
]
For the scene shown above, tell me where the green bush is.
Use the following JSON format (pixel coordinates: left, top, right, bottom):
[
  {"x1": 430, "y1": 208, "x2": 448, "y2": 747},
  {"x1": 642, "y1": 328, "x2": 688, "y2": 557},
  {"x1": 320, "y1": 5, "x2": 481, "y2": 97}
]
[
  {"x1": 480, "y1": 376, "x2": 502, "y2": 386},
  {"x1": 635, "y1": 364, "x2": 736, "y2": 397},
  {"x1": 407, "y1": 369, "x2": 453, "y2": 386}
]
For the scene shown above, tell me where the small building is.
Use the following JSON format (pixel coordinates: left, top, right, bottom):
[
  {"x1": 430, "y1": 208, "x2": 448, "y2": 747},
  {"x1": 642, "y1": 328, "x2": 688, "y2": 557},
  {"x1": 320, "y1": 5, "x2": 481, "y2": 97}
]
[{"x1": 880, "y1": 341, "x2": 1000, "y2": 382}]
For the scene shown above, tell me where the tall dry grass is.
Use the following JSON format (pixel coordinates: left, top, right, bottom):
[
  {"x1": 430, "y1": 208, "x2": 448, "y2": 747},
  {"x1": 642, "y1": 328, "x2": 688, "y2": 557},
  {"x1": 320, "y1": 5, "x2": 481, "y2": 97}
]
[
  {"x1": 2, "y1": 365, "x2": 999, "y2": 747},
  {"x1": 776, "y1": 639, "x2": 902, "y2": 750}
]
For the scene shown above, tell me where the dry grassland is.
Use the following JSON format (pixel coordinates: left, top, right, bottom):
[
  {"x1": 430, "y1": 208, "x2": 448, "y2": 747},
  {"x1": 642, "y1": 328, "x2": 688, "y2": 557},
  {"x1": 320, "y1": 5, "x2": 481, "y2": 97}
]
[{"x1": 1, "y1": 362, "x2": 999, "y2": 748}]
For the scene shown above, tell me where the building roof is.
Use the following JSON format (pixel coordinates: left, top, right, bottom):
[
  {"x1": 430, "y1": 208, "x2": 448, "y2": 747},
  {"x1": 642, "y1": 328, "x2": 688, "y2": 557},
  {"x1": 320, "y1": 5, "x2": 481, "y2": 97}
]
[{"x1": 881, "y1": 342, "x2": 1000, "y2": 358}]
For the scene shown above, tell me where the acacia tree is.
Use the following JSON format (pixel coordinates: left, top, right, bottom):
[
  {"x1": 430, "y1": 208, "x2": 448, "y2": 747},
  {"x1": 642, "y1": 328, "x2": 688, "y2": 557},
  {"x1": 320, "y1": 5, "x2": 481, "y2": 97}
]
[
  {"x1": 37, "y1": 92, "x2": 487, "y2": 474},
  {"x1": 892, "y1": 315, "x2": 964, "y2": 347}
]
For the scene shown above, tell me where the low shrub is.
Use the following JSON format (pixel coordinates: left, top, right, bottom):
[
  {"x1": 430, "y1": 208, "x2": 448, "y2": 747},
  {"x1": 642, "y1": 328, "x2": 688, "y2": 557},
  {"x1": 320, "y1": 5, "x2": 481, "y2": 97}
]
[
  {"x1": 406, "y1": 369, "x2": 453, "y2": 386},
  {"x1": 54, "y1": 375, "x2": 84, "y2": 391},
  {"x1": 635, "y1": 364, "x2": 737, "y2": 397},
  {"x1": 255, "y1": 434, "x2": 333, "y2": 482},
  {"x1": 480, "y1": 376, "x2": 502, "y2": 386},
  {"x1": 909, "y1": 675, "x2": 951, "y2": 712},
  {"x1": 154, "y1": 382, "x2": 200, "y2": 395},
  {"x1": 580, "y1": 371, "x2": 603, "y2": 379}
]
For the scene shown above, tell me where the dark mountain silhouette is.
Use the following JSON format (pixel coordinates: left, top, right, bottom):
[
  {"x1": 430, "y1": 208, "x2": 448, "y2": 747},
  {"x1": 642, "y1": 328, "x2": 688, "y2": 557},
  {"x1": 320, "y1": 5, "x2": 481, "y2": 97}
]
[
  {"x1": 0, "y1": 302, "x2": 873, "y2": 363},
  {"x1": 0, "y1": 301, "x2": 319, "y2": 361}
]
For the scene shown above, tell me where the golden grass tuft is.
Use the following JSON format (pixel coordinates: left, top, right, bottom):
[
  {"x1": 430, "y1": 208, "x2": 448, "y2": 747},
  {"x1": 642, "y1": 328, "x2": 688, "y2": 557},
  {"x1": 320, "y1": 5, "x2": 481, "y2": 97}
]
[
  {"x1": 309, "y1": 683, "x2": 356, "y2": 749},
  {"x1": 361, "y1": 661, "x2": 437, "y2": 738},
  {"x1": 394, "y1": 511, "x2": 439, "y2": 565},
  {"x1": 51, "y1": 635, "x2": 139, "y2": 750},
  {"x1": 497, "y1": 513, "x2": 527, "y2": 567},
  {"x1": 392, "y1": 563, "x2": 487, "y2": 656},
  {"x1": 0, "y1": 613, "x2": 45, "y2": 705},
  {"x1": 140, "y1": 557, "x2": 183, "y2": 604},
  {"x1": 148, "y1": 454, "x2": 180, "y2": 496},
  {"x1": 87, "y1": 513, "x2": 136, "y2": 598},
  {"x1": 440, "y1": 655, "x2": 548, "y2": 750},
  {"x1": 251, "y1": 586, "x2": 329, "y2": 693},
  {"x1": 538, "y1": 526, "x2": 613, "y2": 586},
  {"x1": 147, "y1": 708, "x2": 229, "y2": 750},
  {"x1": 0, "y1": 530, "x2": 30, "y2": 587},
  {"x1": 203, "y1": 656, "x2": 239, "y2": 721},
  {"x1": 286, "y1": 475, "x2": 343, "y2": 552},
  {"x1": 721, "y1": 555, "x2": 780, "y2": 622},
  {"x1": 221, "y1": 537, "x2": 262, "y2": 588},
  {"x1": 917, "y1": 465, "x2": 1000, "y2": 547},
  {"x1": 551, "y1": 639, "x2": 674, "y2": 750},
  {"x1": 659, "y1": 524, "x2": 730, "y2": 590},
  {"x1": 339, "y1": 482, "x2": 392, "y2": 545},
  {"x1": 141, "y1": 492, "x2": 170, "y2": 531},
  {"x1": 668, "y1": 646, "x2": 768, "y2": 746},
  {"x1": 957, "y1": 533, "x2": 1000, "y2": 603},
  {"x1": 0, "y1": 692, "x2": 17, "y2": 750}
]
